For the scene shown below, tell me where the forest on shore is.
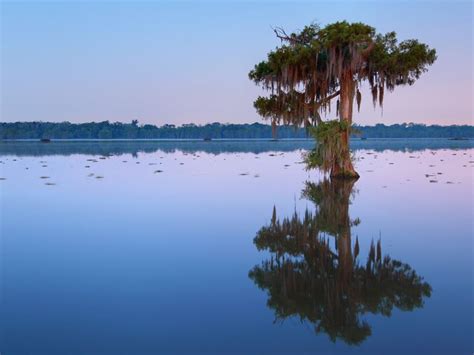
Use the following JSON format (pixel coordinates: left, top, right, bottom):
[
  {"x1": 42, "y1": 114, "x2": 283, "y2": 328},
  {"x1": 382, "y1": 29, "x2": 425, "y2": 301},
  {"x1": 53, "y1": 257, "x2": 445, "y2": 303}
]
[{"x1": 1, "y1": 121, "x2": 472, "y2": 140}]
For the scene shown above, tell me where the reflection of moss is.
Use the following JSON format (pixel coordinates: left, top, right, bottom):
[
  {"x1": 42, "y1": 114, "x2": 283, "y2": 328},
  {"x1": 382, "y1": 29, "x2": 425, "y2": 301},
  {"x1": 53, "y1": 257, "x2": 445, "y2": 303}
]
[
  {"x1": 302, "y1": 179, "x2": 358, "y2": 236},
  {"x1": 249, "y1": 179, "x2": 431, "y2": 345}
]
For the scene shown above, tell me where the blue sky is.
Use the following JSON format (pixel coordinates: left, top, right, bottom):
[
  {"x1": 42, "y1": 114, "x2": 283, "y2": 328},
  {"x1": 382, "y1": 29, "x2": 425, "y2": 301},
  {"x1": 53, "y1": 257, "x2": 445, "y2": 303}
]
[{"x1": 1, "y1": 0, "x2": 472, "y2": 125}]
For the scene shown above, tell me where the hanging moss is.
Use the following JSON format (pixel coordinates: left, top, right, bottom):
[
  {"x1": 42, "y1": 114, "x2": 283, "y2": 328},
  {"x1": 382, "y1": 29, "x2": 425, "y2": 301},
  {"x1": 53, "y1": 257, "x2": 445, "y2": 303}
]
[
  {"x1": 249, "y1": 22, "x2": 436, "y2": 122},
  {"x1": 249, "y1": 21, "x2": 436, "y2": 174}
]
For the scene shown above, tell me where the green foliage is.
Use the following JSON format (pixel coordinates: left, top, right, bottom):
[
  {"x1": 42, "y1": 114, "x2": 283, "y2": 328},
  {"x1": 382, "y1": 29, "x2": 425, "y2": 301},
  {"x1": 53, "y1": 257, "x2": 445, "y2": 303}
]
[
  {"x1": 249, "y1": 21, "x2": 437, "y2": 126},
  {"x1": 318, "y1": 22, "x2": 375, "y2": 46},
  {"x1": 304, "y1": 120, "x2": 352, "y2": 172},
  {"x1": 369, "y1": 33, "x2": 437, "y2": 103}
]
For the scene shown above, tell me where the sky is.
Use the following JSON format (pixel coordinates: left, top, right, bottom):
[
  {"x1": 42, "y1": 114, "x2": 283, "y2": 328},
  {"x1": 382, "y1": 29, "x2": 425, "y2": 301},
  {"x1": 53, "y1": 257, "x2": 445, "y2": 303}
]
[{"x1": 1, "y1": 0, "x2": 472, "y2": 126}]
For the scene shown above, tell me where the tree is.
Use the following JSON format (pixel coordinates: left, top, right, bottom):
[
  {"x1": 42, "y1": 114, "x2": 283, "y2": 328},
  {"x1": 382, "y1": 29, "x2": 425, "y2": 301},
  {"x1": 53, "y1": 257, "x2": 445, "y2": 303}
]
[{"x1": 249, "y1": 21, "x2": 437, "y2": 178}]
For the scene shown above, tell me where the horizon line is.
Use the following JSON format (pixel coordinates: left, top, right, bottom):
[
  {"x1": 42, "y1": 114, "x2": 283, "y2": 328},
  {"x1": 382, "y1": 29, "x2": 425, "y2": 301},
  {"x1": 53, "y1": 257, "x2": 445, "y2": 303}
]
[{"x1": 2, "y1": 120, "x2": 473, "y2": 128}]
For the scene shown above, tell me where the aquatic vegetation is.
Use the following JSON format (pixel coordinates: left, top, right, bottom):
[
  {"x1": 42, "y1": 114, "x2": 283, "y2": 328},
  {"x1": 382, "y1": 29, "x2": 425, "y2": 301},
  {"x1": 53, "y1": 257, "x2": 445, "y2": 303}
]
[{"x1": 303, "y1": 120, "x2": 353, "y2": 173}]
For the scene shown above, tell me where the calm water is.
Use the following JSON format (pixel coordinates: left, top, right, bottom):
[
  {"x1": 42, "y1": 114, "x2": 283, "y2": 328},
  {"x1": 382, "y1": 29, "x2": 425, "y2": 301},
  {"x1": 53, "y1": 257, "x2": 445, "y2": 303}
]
[{"x1": 0, "y1": 139, "x2": 473, "y2": 354}]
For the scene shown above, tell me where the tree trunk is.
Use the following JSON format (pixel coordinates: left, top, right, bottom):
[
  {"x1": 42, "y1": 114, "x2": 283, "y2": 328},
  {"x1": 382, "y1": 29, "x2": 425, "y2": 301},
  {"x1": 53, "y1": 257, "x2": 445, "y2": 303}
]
[
  {"x1": 271, "y1": 119, "x2": 277, "y2": 140},
  {"x1": 331, "y1": 76, "x2": 359, "y2": 179}
]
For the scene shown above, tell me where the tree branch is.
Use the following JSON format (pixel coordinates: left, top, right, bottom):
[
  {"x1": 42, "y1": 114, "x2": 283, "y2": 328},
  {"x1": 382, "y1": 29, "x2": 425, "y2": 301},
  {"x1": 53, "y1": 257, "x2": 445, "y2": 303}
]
[
  {"x1": 316, "y1": 90, "x2": 340, "y2": 107},
  {"x1": 273, "y1": 27, "x2": 303, "y2": 44},
  {"x1": 361, "y1": 42, "x2": 375, "y2": 58},
  {"x1": 308, "y1": 91, "x2": 340, "y2": 125}
]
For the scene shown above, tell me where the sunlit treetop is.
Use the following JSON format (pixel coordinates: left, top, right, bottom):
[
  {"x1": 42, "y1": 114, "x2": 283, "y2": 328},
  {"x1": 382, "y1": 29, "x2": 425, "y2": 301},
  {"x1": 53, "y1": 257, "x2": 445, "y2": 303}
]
[{"x1": 249, "y1": 21, "x2": 437, "y2": 126}]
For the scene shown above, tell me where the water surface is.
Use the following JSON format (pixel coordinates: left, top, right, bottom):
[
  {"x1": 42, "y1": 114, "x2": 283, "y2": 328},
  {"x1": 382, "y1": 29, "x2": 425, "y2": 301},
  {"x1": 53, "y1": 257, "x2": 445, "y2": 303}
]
[{"x1": 1, "y1": 139, "x2": 472, "y2": 354}]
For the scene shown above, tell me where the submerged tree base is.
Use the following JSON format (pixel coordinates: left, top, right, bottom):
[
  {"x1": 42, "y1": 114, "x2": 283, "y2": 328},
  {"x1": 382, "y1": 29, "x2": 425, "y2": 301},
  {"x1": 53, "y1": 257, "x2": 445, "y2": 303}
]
[
  {"x1": 331, "y1": 163, "x2": 360, "y2": 179},
  {"x1": 303, "y1": 120, "x2": 361, "y2": 179},
  {"x1": 330, "y1": 170, "x2": 360, "y2": 179}
]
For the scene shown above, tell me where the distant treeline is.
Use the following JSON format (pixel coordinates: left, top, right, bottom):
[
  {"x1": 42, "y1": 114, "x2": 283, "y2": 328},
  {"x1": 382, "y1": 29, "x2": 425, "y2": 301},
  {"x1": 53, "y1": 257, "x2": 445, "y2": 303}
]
[{"x1": 1, "y1": 121, "x2": 473, "y2": 139}]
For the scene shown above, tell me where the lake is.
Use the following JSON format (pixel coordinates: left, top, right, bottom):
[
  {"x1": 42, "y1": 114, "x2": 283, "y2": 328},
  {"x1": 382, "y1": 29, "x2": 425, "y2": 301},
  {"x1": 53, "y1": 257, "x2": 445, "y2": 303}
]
[{"x1": 0, "y1": 139, "x2": 472, "y2": 354}]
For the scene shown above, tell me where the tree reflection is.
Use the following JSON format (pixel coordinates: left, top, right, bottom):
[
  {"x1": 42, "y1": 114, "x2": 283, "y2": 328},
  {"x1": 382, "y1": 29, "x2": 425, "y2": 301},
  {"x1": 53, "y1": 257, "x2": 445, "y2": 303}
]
[{"x1": 249, "y1": 179, "x2": 431, "y2": 345}]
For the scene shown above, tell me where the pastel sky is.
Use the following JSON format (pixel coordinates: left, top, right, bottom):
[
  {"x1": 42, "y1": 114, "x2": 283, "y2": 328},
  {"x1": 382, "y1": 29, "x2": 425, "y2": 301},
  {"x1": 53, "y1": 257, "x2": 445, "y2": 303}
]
[{"x1": 1, "y1": 0, "x2": 472, "y2": 126}]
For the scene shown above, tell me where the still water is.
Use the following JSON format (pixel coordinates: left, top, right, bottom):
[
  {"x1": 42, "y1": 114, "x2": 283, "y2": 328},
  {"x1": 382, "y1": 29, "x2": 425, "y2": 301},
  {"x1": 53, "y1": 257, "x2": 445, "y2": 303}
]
[{"x1": 0, "y1": 139, "x2": 472, "y2": 354}]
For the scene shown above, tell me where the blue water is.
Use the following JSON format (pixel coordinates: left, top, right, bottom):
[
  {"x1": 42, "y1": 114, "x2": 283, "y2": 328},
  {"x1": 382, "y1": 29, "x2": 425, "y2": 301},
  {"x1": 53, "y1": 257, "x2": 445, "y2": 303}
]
[{"x1": 0, "y1": 139, "x2": 472, "y2": 354}]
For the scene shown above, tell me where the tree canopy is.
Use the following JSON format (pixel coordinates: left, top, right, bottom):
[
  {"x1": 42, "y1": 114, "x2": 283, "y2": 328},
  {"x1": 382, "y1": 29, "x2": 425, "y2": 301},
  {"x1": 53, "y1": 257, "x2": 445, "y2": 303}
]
[{"x1": 249, "y1": 21, "x2": 437, "y2": 127}]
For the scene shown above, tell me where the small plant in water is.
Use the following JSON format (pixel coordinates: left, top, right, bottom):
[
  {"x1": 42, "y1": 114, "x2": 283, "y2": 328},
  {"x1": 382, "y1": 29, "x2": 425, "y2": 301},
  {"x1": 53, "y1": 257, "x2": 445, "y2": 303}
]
[{"x1": 304, "y1": 120, "x2": 358, "y2": 175}]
